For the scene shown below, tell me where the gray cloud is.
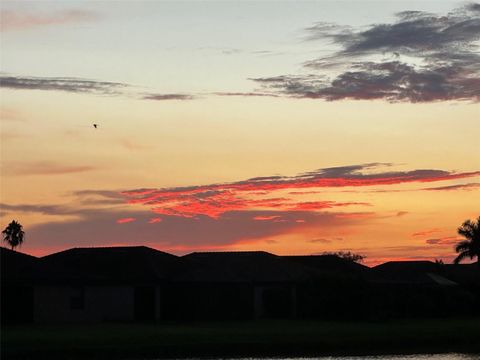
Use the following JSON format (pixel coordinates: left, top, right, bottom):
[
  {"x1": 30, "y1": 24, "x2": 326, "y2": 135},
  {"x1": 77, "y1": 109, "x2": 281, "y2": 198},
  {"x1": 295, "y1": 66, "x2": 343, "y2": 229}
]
[
  {"x1": 253, "y1": 3, "x2": 480, "y2": 102},
  {"x1": 0, "y1": 74, "x2": 200, "y2": 101},
  {"x1": 422, "y1": 182, "x2": 480, "y2": 191},
  {"x1": 71, "y1": 190, "x2": 126, "y2": 206},
  {"x1": 0, "y1": 203, "x2": 71, "y2": 216},
  {"x1": 0, "y1": 75, "x2": 127, "y2": 95},
  {"x1": 425, "y1": 236, "x2": 460, "y2": 245},
  {"x1": 142, "y1": 93, "x2": 196, "y2": 101},
  {"x1": 213, "y1": 92, "x2": 279, "y2": 97}
]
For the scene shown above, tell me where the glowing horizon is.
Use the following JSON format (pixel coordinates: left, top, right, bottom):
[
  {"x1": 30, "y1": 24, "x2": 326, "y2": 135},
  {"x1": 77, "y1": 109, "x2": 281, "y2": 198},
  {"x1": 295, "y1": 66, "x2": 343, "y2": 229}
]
[{"x1": 1, "y1": 1, "x2": 479, "y2": 266}]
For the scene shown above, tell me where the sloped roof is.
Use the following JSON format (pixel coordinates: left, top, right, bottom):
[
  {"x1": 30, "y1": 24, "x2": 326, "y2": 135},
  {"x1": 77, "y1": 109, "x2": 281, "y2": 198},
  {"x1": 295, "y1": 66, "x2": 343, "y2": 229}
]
[
  {"x1": 283, "y1": 255, "x2": 370, "y2": 279},
  {"x1": 37, "y1": 246, "x2": 181, "y2": 283},
  {"x1": 0, "y1": 247, "x2": 38, "y2": 281},
  {"x1": 374, "y1": 261, "x2": 437, "y2": 273},
  {"x1": 372, "y1": 261, "x2": 449, "y2": 285},
  {"x1": 184, "y1": 251, "x2": 318, "y2": 282},
  {"x1": 443, "y1": 263, "x2": 480, "y2": 285}
]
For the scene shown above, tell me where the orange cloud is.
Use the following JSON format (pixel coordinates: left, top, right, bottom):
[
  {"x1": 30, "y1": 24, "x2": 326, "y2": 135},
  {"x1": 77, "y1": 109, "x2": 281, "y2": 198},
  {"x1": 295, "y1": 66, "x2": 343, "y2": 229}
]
[
  {"x1": 253, "y1": 215, "x2": 281, "y2": 221},
  {"x1": 122, "y1": 164, "x2": 479, "y2": 219},
  {"x1": 116, "y1": 217, "x2": 136, "y2": 224}
]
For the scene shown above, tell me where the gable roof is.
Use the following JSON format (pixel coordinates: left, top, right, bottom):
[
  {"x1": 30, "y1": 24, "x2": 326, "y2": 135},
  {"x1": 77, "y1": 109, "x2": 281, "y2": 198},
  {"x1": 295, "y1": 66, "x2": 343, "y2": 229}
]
[
  {"x1": 37, "y1": 246, "x2": 181, "y2": 283},
  {"x1": 372, "y1": 261, "x2": 455, "y2": 285},
  {"x1": 0, "y1": 247, "x2": 38, "y2": 281},
  {"x1": 184, "y1": 251, "x2": 318, "y2": 282},
  {"x1": 283, "y1": 255, "x2": 370, "y2": 279},
  {"x1": 374, "y1": 261, "x2": 437, "y2": 273}
]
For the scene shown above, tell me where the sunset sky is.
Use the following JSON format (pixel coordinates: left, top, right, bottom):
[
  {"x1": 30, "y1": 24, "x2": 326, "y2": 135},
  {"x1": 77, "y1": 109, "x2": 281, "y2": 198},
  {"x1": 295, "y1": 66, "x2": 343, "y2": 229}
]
[{"x1": 1, "y1": 1, "x2": 479, "y2": 265}]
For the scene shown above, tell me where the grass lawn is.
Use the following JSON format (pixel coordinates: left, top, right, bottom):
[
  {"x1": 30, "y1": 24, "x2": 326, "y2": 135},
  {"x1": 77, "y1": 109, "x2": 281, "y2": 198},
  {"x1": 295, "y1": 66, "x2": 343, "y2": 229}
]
[{"x1": 2, "y1": 317, "x2": 480, "y2": 359}]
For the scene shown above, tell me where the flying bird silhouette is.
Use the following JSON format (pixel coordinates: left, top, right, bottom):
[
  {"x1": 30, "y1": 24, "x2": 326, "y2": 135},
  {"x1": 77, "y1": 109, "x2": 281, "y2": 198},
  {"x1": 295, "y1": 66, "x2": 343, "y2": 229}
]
[{"x1": 93, "y1": 124, "x2": 98, "y2": 129}]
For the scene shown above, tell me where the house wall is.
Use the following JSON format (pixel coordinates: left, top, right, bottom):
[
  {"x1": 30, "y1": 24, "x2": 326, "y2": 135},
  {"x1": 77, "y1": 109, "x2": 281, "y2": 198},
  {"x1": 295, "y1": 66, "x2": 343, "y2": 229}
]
[
  {"x1": 162, "y1": 282, "x2": 253, "y2": 320},
  {"x1": 34, "y1": 285, "x2": 136, "y2": 323},
  {"x1": 254, "y1": 284, "x2": 297, "y2": 319},
  {"x1": 1, "y1": 282, "x2": 34, "y2": 324}
]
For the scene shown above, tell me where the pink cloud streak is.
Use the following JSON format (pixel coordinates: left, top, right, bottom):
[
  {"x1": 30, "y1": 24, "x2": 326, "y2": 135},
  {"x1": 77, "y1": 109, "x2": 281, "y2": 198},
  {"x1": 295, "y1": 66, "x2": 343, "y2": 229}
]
[{"x1": 1, "y1": 9, "x2": 98, "y2": 31}]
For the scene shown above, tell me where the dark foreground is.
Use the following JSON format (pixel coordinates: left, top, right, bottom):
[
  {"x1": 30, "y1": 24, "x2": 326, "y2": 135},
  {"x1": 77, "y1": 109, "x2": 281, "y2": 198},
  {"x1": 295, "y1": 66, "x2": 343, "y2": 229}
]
[{"x1": 2, "y1": 318, "x2": 480, "y2": 359}]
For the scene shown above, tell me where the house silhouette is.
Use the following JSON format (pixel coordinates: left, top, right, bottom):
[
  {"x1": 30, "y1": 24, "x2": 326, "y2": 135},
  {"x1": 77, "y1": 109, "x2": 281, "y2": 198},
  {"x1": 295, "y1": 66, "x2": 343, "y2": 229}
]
[{"x1": 1, "y1": 246, "x2": 478, "y2": 323}]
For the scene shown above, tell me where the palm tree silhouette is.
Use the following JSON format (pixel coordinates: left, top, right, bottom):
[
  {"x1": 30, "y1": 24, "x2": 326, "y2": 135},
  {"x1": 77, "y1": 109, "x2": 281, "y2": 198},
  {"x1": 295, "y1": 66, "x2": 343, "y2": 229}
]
[
  {"x1": 454, "y1": 216, "x2": 480, "y2": 268},
  {"x1": 2, "y1": 220, "x2": 25, "y2": 251}
]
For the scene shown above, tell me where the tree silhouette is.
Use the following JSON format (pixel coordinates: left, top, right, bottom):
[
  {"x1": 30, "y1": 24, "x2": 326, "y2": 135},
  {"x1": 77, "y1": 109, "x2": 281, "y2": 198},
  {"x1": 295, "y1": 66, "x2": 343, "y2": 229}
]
[
  {"x1": 454, "y1": 216, "x2": 480, "y2": 267},
  {"x1": 322, "y1": 251, "x2": 365, "y2": 263},
  {"x1": 2, "y1": 220, "x2": 25, "y2": 251}
]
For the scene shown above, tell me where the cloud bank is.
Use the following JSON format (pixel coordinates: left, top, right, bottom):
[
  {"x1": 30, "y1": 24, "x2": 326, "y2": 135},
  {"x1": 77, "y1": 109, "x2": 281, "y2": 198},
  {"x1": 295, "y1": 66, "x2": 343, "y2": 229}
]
[
  {"x1": 0, "y1": 75, "x2": 127, "y2": 95},
  {"x1": 121, "y1": 163, "x2": 480, "y2": 219},
  {"x1": 3, "y1": 163, "x2": 477, "y2": 256},
  {"x1": 253, "y1": 3, "x2": 480, "y2": 102},
  {"x1": 0, "y1": 74, "x2": 198, "y2": 101}
]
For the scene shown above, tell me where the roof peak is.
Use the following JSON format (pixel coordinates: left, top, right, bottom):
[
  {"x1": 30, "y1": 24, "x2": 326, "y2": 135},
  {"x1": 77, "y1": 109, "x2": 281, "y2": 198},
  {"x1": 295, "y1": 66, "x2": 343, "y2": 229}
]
[{"x1": 186, "y1": 251, "x2": 275, "y2": 256}]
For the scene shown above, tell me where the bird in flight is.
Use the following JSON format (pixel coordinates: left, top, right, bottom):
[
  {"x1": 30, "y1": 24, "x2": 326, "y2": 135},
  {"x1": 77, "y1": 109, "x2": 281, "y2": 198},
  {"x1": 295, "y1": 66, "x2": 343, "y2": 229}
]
[{"x1": 93, "y1": 124, "x2": 98, "y2": 129}]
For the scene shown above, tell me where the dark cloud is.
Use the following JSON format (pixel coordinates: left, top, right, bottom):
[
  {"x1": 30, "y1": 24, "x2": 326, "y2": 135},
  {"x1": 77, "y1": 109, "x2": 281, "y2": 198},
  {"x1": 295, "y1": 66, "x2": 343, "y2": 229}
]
[
  {"x1": 265, "y1": 239, "x2": 278, "y2": 244},
  {"x1": 1, "y1": 74, "x2": 200, "y2": 100},
  {"x1": 0, "y1": 75, "x2": 127, "y2": 95},
  {"x1": 422, "y1": 182, "x2": 480, "y2": 191},
  {"x1": 426, "y1": 236, "x2": 460, "y2": 245},
  {"x1": 142, "y1": 93, "x2": 196, "y2": 101},
  {"x1": 0, "y1": 203, "x2": 70, "y2": 216},
  {"x1": 213, "y1": 92, "x2": 279, "y2": 97},
  {"x1": 253, "y1": 3, "x2": 480, "y2": 102}
]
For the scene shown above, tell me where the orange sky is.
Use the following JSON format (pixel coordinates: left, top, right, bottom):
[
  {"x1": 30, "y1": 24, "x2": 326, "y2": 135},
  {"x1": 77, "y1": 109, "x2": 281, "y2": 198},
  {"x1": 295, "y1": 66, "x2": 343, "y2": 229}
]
[{"x1": 1, "y1": 1, "x2": 479, "y2": 265}]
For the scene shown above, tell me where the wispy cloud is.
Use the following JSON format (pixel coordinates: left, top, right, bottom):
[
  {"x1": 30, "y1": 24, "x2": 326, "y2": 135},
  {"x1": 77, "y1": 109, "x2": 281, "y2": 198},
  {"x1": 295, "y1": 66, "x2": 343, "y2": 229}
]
[
  {"x1": 0, "y1": 75, "x2": 127, "y2": 95},
  {"x1": 2, "y1": 161, "x2": 97, "y2": 176},
  {"x1": 423, "y1": 182, "x2": 480, "y2": 191},
  {"x1": 213, "y1": 92, "x2": 279, "y2": 98},
  {"x1": 426, "y1": 236, "x2": 461, "y2": 245},
  {"x1": 253, "y1": 3, "x2": 480, "y2": 102},
  {"x1": 0, "y1": 74, "x2": 199, "y2": 100},
  {"x1": 308, "y1": 238, "x2": 336, "y2": 244},
  {"x1": 116, "y1": 217, "x2": 136, "y2": 224},
  {"x1": 1, "y1": 9, "x2": 99, "y2": 31},
  {"x1": 142, "y1": 93, "x2": 196, "y2": 101},
  {"x1": 412, "y1": 228, "x2": 443, "y2": 237},
  {"x1": 71, "y1": 190, "x2": 126, "y2": 206}
]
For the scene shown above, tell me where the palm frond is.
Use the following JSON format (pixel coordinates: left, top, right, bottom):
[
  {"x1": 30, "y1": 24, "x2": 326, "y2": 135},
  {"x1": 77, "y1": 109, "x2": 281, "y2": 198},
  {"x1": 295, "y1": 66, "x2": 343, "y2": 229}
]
[
  {"x1": 458, "y1": 225, "x2": 475, "y2": 241},
  {"x1": 455, "y1": 240, "x2": 471, "y2": 253},
  {"x1": 453, "y1": 251, "x2": 470, "y2": 264}
]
